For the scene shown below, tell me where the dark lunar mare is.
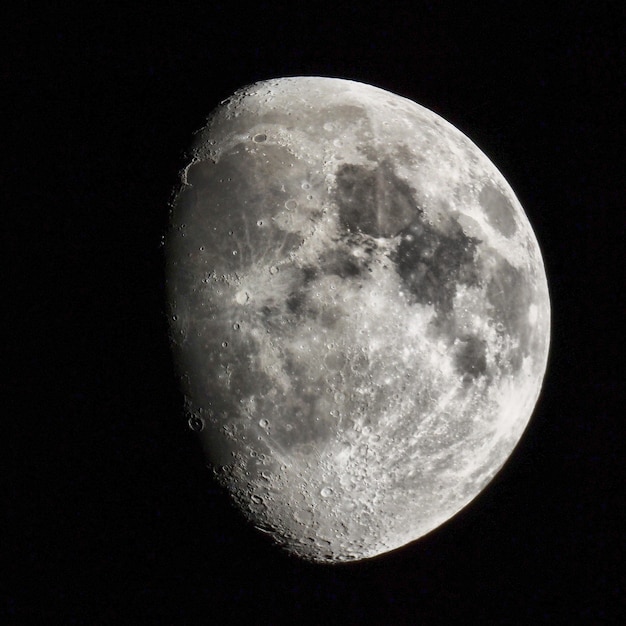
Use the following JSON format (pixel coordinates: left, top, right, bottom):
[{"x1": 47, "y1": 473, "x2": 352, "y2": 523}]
[
  {"x1": 455, "y1": 335, "x2": 488, "y2": 383},
  {"x1": 332, "y1": 157, "x2": 492, "y2": 383},
  {"x1": 332, "y1": 158, "x2": 482, "y2": 316},
  {"x1": 334, "y1": 159, "x2": 417, "y2": 237},
  {"x1": 392, "y1": 219, "x2": 481, "y2": 315}
]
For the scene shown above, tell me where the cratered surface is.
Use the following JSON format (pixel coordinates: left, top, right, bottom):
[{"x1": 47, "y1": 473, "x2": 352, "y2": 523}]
[{"x1": 166, "y1": 77, "x2": 550, "y2": 563}]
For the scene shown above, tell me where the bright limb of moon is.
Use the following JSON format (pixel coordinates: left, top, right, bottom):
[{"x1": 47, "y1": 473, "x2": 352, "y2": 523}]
[{"x1": 166, "y1": 77, "x2": 550, "y2": 563}]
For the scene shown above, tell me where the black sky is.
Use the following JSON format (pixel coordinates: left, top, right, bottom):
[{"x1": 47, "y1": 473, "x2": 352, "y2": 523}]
[{"x1": 5, "y1": 2, "x2": 623, "y2": 624}]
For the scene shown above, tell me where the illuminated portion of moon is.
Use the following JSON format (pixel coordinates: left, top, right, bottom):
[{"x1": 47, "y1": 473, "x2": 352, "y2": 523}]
[{"x1": 166, "y1": 77, "x2": 550, "y2": 563}]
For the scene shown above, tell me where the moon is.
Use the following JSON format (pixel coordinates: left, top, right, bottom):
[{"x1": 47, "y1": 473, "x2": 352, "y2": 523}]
[{"x1": 165, "y1": 77, "x2": 550, "y2": 563}]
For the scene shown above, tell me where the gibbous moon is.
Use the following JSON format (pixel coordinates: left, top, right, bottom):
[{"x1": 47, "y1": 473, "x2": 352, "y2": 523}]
[{"x1": 166, "y1": 77, "x2": 550, "y2": 563}]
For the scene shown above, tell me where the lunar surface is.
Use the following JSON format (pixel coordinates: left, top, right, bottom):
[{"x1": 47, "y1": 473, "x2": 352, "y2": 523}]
[{"x1": 166, "y1": 77, "x2": 550, "y2": 563}]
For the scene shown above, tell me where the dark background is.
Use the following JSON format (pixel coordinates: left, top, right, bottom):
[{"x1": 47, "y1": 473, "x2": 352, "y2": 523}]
[{"x1": 5, "y1": 2, "x2": 622, "y2": 624}]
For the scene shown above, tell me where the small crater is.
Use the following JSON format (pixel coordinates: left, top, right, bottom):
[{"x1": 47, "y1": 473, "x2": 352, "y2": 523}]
[
  {"x1": 235, "y1": 290, "x2": 250, "y2": 305},
  {"x1": 320, "y1": 487, "x2": 334, "y2": 498},
  {"x1": 285, "y1": 199, "x2": 298, "y2": 210},
  {"x1": 187, "y1": 416, "x2": 205, "y2": 432},
  {"x1": 253, "y1": 133, "x2": 267, "y2": 143}
]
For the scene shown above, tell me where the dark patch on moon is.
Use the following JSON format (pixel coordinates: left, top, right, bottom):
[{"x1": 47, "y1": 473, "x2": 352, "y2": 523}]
[
  {"x1": 393, "y1": 143, "x2": 420, "y2": 168},
  {"x1": 284, "y1": 266, "x2": 320, "y2": 316},
  {"x1": 486, "y1": 258, "x2": 532, "y2": 372},
  {"x1": 392, "y1": 218, "x2": 481, "y2": 315},
  {"x1": 455, "y1": 335, "x2": 488, "y2": 381},
  {"x1": 321, "y1": 249, "x2": 363, "y2": 279},
  {"x1": 284, "y1": 252, "x2": 363, "y2": 321},
  {"x1": 302, "y1": 265, "x2": 318, "y2": 284},
  {"x1": 286, "y1": 290, "x2": 306, "y2": 315},
  {"x1": 479, "y1": 183, "x2": 518, "y2": 237},
  {"x1": 333, "y1": 160, "x2": 418, "y2": 237}
]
